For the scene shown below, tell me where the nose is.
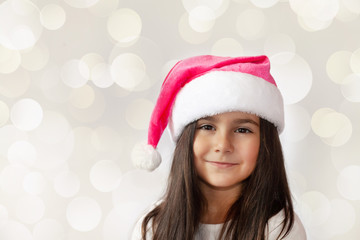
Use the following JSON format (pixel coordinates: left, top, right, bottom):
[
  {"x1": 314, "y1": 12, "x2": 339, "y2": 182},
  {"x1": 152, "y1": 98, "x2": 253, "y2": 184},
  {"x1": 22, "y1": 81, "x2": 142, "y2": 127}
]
[{"x1": 214, "y1": 131, "x2": 234, "y2": 153}]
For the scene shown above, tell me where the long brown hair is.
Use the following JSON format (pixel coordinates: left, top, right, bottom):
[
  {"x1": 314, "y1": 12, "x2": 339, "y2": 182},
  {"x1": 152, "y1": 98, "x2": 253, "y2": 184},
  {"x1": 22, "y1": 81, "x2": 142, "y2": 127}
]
[{"x1": 141, "y1": 118, "x2": 294, "y2": 240}]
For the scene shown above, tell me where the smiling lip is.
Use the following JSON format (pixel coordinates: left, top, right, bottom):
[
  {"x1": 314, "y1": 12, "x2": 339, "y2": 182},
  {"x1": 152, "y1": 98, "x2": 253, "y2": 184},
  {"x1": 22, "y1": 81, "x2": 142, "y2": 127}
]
[{"x1": 206, "y1": 161, "x2": 239, "y2": 168}]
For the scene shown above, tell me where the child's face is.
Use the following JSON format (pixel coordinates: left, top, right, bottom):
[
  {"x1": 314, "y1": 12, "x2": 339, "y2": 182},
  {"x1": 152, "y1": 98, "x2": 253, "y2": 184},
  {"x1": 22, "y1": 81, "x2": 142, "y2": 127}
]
[{"x1": 193, "y1": 111, "x2": 260, "y2": 192}]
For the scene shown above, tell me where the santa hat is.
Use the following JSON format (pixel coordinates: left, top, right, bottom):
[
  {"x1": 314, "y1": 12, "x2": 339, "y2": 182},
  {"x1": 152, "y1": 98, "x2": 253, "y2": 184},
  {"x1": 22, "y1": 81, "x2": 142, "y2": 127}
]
[{"x1": 133, "y1": 55, "x2": 284, "y2": 171}]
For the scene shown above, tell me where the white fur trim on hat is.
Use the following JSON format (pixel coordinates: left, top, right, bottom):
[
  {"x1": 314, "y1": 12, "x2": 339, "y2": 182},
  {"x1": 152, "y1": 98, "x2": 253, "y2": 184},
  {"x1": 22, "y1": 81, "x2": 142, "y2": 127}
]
[{"x1": 168, "y1": 71, "x2": 284, "y2": 142}]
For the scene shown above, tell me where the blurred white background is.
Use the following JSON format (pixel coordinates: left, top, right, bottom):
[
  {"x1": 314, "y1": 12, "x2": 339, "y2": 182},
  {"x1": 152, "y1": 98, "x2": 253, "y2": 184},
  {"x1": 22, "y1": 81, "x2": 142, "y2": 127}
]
[{"x1": 0, "y1": 0, "x2": 359, "y2": 239}]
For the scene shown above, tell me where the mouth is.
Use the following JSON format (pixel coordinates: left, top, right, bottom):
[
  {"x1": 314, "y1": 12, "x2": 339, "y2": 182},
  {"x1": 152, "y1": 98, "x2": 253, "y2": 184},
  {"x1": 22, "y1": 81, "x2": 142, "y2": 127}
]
[{"x1": 206, "y1": 161, "x2": 239, "y2": 168}]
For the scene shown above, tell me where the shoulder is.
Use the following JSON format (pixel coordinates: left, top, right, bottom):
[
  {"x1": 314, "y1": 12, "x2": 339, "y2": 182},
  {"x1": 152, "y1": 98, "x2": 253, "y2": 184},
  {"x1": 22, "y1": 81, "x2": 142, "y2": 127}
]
[{"x1": 266, "y1": 209, "x2": 307, "y2": 240}]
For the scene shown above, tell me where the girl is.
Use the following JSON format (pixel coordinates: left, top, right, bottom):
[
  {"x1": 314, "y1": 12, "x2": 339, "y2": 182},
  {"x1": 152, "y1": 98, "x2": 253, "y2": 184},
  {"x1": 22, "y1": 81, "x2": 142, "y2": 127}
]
[{"x1": 132, "y1": 55, "x2": 306, "y2": 240}]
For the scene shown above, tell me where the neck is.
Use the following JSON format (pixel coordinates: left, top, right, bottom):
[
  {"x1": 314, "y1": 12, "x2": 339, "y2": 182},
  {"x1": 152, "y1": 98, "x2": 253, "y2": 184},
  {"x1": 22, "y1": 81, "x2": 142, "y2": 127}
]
[{"x1": 200, "y1": 181, "x2": 242, "y2": 224}]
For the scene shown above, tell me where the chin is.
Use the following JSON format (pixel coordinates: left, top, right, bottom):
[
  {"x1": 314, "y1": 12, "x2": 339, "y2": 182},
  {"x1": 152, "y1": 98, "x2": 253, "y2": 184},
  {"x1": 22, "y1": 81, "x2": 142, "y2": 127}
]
[{"x1": 207, "y1": 180, "x2": 243, "y2": 190}]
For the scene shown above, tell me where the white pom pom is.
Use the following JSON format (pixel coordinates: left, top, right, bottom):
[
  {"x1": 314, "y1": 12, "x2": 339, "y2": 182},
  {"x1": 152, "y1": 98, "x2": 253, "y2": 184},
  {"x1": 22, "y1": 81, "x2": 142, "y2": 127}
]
[{"x1": 131, "y1": 143, "x2": 162, "y2": 171}]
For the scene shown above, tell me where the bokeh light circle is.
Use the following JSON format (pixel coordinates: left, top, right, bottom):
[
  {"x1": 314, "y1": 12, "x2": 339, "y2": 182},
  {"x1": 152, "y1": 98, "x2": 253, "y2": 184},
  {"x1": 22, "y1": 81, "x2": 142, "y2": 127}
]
[
  {"x1": 0, "y1": 45, "x2": 21, "y2": 74},
  {"x1": 8, "y1": 140, "x2": 37, "y2": 166},
  {"x1": 11, "y1": 98, "x2": 43, "y2": 131},
  {"x1": 107, "y1": 8, "x2": 142, "y2": 44},
  {"x1": 331, "y1": 129, "x2": 360, "y2": 171},
  {"x1": 0, "y1": 0, "x2": 43, "y2": 50},
  {"x1": 0, "y1": 69, "x2": 30, "y2": 98},
  {"x1": 270, "y1": 53, "x2": 313, "y2": 104},
  {"x1": 350, "y1": 48, "x2": 360, "y2": 74},
  {"x1": 287, "y1": 170, "x2": 307, "y2": 198},
  {"x1": 32, "y1": 111, "x2": 71, "y2": 144},
  {"x1": 72, "y1": 127, "x2": 97, "y2": 164},
  {"x1": 15, "y1": 194, "x2": 45, "y2": 224},
  {"x1": 106, "y1": 37, "x2": 164, "y2": 92},
  {"x1": 264, "y1": 34, "x2": 296, "y2": 63},
  {"x1": 64, "y1": 0, "x2": 100, "y2": 8},
  {"x1": 250, "y1": 0, "x2": 280, "y2": 8},
  {"x1": 311, "y1": 108, "x2": 336, "y2": 138},
  {"x1": 0, "y1": 204, "x2": 9, "y2": 226},
  {"x1": 336, "y1": 1, "x2": 360, "y2": 22},
  {"x1": 342, "y1": 0, "x2": 360, "y2": 14},
  {"x1": 68, "y1": 87, "x2": 106, "y2": 123},
  {"x1": 179, "y1": 13, "x2": 212, "y2": 44},
  {"x1": 298, "y1": 15, "x2": 333, "y2": 32},
  {"x1": 283, "y1": 104, "x2": 311, "y2": 142},
  {"x1": 32, "y1": 128, "x2": 75, "y2": 171},
  {"x1": 23, "y1": 172, "x2": 46, "y2": 195},
  {"x1": 337, "y1": 165, "x2": 360, "y2": 200},
  {"x1": 91, "y1": 126, "x2": 123, "y2": 152},
  {"x1": 0, "y1": 164, "x2": 29, "y2": 195},
  {"x1": 0, "y1": 101, "x2": 10, "y2": 127},
  {"x1": 125, "y1": 98, "x2": 154, "y2": 130},
  {"x1": 66, "y1": 196, "x2": 102, "y2": 232},
  {"x1": 90, "y1": 160, "x2": 122, "y2": 192},
  {"x1": 326, "y1": 199, "x2": 356, "y2": 236},
  {"x1": 69, "y1": 85, "x2": 95, "y2": 109},
  {"x1": 20, "y1": 42, "x2": 49, "y2": 71},
  {"x1": 188, "y1": 6, "x2": 216, "y2": 32},
  {"x1": 35, "y1": 155, "x2": 68, "y2": 173},
  {"x1": 291, "y1": 0, "x2": 338, "y2": 32},
  {"x1": 40, "y1": 65, "x2": 72, "y2": 103},
  {"x1": 236, "y1": 8, "x2": 266, "y2": 40},
  {"x1": 91, "y1": 63, "x2": 114, "y2": 88},
  {"x1": 80, "y1": 53, "x2": 105, "y2": 80},
  {"x1": 321, "y1": 111, "x2": 352, "y2": 147},
  {"x1": 0, "y1": 220, "x2": 32, "y2": 240},
  {"x1": 61, "y1": 59, "x2": 89, "y2": 88},
  {"x1": 326, "y1": 50, "x2": 353, "y2": 84},
  {"x1": 112, "y1": 169, "x2": 166, "y2": 207},
  {"x1": 31, "y1": 127, "x2": 73, "y2": 173},
  {"x1": 311, "y1": 108, "x2": 352, "y2": 147},
  {"x1": 110, "y1": 53, "x2": 146, "y2": 90},
  {"x1": 211, "y1": 38, "x2": 243, "y2": 57},
  {"x1": 103, "y1": 203, "x2": 148, "y2": 240},
  {"x1": 33, "y1": 219, "x2": 65, "y2": 240},
  {"x1": 40, "y1": 4, "x2": 66, "y2": 30},
  {"x1": 312, "y1": 0, "x2": 339, "y2": 21},
  {"x1": 290, "y1": 0, "x2": 339, "y2": 21},
  {"x1": 89, "y1": 0, "x2": 120, "y2": 17},
  {"x1": 340, "y1": 74, "x2": 360, "y2": 102},
  {"x1": 54, "y1": 171, "x2": 80, "y2": 198},
  {"x1": 182, "y1": 0, "x2": 230, "y2": 18},
  {"x1": 300, "y1": 191, "x2": 331, "y2": 227},
  {"x1": 132, "y1": 76, "x2": 155, "y2": 93},
  {"x1": 0, "y1": 124, "x2": 28, "y2": 158}
]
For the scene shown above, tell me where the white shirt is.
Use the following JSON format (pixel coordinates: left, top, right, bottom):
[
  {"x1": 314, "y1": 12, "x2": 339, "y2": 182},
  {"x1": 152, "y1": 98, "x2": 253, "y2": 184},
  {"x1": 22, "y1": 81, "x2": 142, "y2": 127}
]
[
  {"x1": 132, "y1": 209, "x2": 307, "y2": 240},
  {"x1": 195, "y1": 210, "x2": 306, "y2": 240}
]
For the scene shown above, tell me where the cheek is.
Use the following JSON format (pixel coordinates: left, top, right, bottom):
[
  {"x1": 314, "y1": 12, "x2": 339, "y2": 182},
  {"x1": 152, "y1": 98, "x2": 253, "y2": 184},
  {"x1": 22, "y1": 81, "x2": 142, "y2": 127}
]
[
  {"x1": 193, "y1": 135, "x2": 208, "y2": 157},
  {"x1": 250, "y1": 143, "x2": 260, "y2": 160},
  {"x1": 193, "y1": 137, "x2": 201, "y2": 167},
  {"x1": 193, "y1": 136, "x2": 210, "y2": 174},
  {"x1": 242, "y1": 139, "x2": 260, "y2": 166}
]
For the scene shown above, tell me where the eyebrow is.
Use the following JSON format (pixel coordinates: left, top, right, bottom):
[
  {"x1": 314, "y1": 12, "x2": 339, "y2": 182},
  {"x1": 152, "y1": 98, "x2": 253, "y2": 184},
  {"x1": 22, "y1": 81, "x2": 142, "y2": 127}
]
[{"x1": 200, "y1": 116, "x2": 260, "y2": 127}]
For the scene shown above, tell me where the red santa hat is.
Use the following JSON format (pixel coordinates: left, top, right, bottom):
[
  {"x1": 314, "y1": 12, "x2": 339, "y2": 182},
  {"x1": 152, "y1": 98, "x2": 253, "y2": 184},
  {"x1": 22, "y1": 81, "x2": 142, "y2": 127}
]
[{"x1": 133, "y1": 55, "x2": 284, "y2": 171}]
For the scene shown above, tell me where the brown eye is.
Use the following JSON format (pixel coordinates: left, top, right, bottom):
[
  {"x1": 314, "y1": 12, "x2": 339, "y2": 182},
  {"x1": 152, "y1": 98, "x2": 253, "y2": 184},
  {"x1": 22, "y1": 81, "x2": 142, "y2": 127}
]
[
  {"x1": 235, "y1": 128, "x2": 252, "y2": 133},
  {"x1": 199, "y1": 125, "x2": 215, "y2": 131}
]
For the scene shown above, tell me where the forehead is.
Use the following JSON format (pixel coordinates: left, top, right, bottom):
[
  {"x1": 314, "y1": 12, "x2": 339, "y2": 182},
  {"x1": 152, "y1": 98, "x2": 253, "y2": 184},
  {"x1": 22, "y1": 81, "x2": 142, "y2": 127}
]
[{"x1": 199, "y1": 111, "x2": 260, "y2": 123}]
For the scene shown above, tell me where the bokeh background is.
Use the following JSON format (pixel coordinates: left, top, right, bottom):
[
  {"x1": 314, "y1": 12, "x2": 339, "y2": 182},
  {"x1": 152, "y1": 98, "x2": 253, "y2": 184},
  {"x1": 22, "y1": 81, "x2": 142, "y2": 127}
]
[{"x1": 0, "y1": 0, "x2": 359, "y2": 239}]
